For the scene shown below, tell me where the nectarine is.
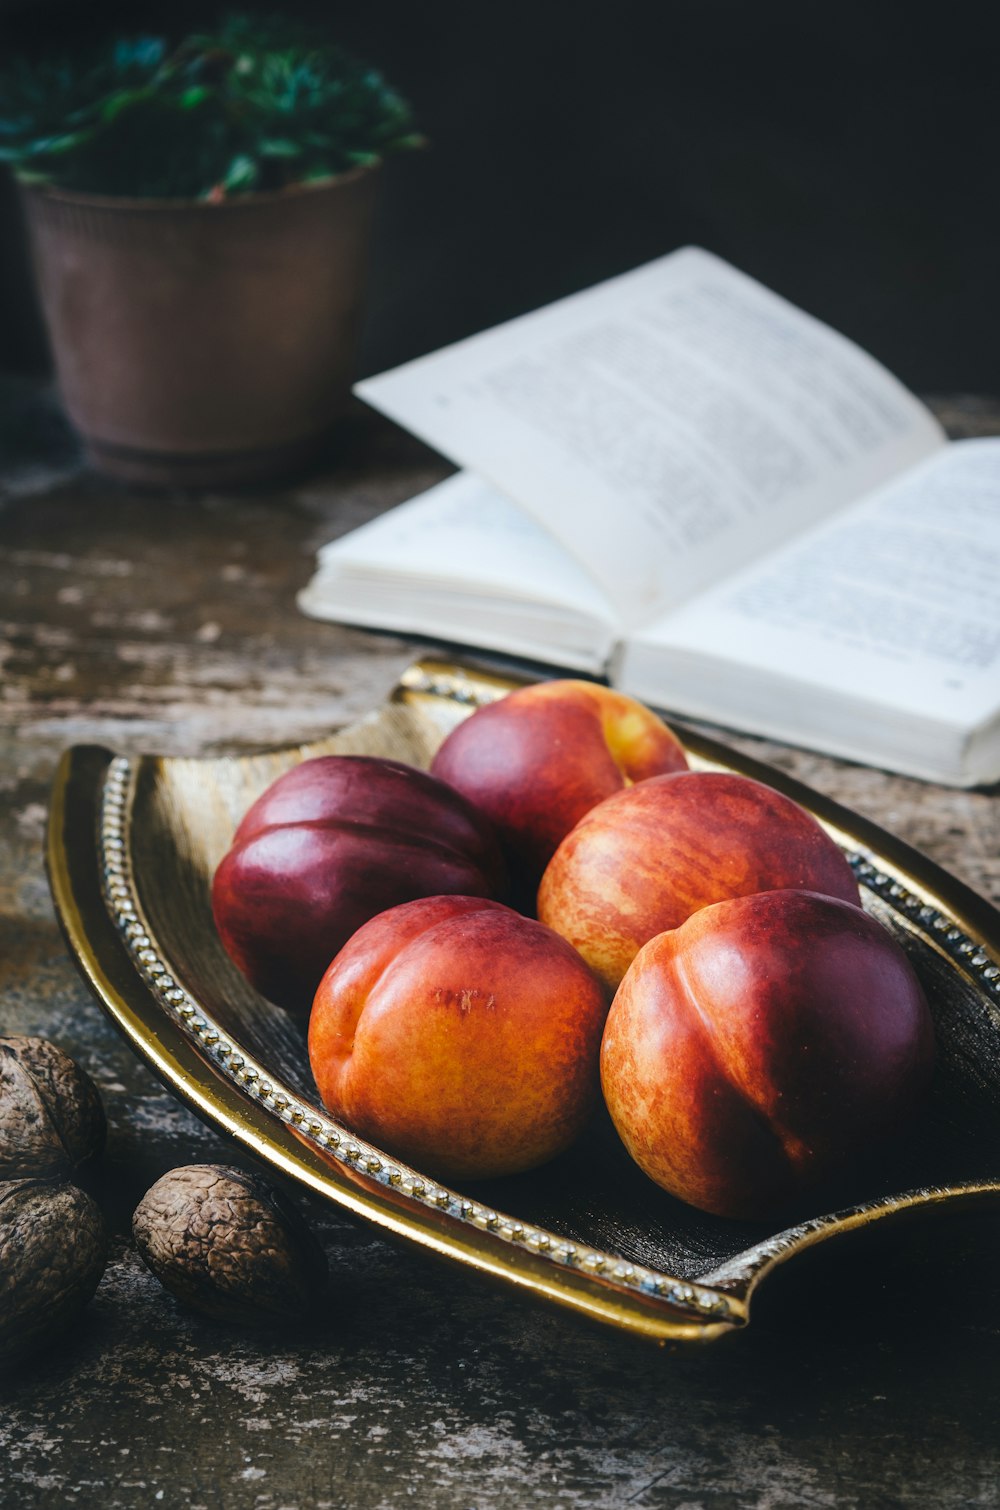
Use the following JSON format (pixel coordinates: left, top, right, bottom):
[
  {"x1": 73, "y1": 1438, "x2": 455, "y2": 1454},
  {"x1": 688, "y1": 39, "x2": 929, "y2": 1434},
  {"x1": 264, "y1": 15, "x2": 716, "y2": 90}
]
[
  {"x1": 538, "y1": 770, "x2": 860, "y2": 988},
  {"x1": 308, "y1": 895, "x2": 610, "y2": 1179},
  {"x1": 601, "y1": 889, "x2": 934, "y2": 1218},
  {"x1": 430, "y1": 679, "x2": 688, "y2": 898},
  {"x1": 212, "y1": 756, "x2": 505, "y2": 1013}
]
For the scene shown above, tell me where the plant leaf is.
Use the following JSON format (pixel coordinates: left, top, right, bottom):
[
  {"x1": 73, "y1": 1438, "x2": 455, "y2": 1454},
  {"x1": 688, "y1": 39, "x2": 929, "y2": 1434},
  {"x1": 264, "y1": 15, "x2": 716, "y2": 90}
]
[
  {"x1": 257, "y1": 137, "x2": 302, "y2": 158},
  {"x1": 0, "y1": 18, "x2": 421, "y2": 197},
  {"x1": 220, "y1": 153, "x2": 259, "y2": 193}
]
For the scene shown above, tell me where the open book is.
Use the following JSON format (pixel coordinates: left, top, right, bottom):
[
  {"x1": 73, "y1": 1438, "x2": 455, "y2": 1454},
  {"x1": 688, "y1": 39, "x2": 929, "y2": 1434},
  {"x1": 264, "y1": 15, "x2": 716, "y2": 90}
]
[{"x1": 300, "y1": 248, "x2": 1000, "y2": 786}]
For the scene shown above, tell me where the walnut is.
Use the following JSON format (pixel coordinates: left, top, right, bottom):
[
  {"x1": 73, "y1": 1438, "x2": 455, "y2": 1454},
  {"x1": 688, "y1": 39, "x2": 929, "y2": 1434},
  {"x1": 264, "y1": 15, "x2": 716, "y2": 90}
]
[
  {"x1": 0, "y1": 1038, "x2": 106, "y2": 1181},
  {"x1": 132, "y1": 1165, "x2": 328, "y2": 1326},
  {"x1": 0, "y1": 1178, "x2": 107, "y2": 1367}
]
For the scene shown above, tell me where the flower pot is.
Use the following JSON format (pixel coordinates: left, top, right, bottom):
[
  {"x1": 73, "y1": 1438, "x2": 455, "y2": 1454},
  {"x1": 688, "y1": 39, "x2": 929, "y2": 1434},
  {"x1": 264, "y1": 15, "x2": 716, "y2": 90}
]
[{"x1": 21, "y1": 167, "x2": 379, "y2": 487}]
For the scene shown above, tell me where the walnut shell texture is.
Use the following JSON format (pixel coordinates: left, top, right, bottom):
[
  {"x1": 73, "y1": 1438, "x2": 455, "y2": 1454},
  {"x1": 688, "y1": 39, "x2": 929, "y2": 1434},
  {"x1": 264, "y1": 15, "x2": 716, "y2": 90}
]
[
  {"x1": 0, "y1": 1038, "x2": 106, "y2": 1180},
  {"x1": 133, "y1": 1165, "x2": 328, "y2": 1326},
  {"x1": 0, "y1": 1178, "x2": 107, "y2": 1367}
]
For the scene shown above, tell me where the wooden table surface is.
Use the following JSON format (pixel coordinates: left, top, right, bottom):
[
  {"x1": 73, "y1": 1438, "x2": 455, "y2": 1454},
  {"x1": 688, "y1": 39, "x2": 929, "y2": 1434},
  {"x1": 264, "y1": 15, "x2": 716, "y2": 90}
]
[{"x1": 2, "y1": 382, "x2": 999, "y2": 1510}]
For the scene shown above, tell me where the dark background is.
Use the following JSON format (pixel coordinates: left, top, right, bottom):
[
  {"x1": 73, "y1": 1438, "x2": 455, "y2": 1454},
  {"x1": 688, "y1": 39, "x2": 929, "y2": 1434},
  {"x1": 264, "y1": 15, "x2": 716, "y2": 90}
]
[{"x1": 2, "y1": 0, "x2": 999, "y2": 393}]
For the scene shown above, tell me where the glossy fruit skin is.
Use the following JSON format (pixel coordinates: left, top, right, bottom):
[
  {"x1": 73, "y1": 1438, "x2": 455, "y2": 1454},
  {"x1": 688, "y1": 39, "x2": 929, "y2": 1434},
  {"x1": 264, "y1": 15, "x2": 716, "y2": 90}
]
[
  {"x1": 212, "y1": 756, "x2": 506, "y2": 1013},
  {"x1": 537, "y1": 770, "x2": 861, "y2": 989},
  {"x1": 308, "y1": 895, "x2": 610, "y2": 1180},
  {"x1": 601, "y1": 889, "x2": 935, "y2": 1219},
  {"x1": 429, "y1": 679, "x2": 688, "y2": 898}
]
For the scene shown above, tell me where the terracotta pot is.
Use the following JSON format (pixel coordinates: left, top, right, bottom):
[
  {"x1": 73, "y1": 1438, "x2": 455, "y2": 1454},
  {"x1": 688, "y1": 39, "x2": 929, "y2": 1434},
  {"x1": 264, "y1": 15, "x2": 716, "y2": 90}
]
[{"x1": 21, "y1": 167, "x2": 379, "y2": 486}]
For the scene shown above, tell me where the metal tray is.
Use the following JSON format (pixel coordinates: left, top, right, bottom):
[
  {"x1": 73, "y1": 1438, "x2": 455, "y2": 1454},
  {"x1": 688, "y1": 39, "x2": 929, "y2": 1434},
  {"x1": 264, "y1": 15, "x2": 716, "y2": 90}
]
[{"x1": 47, "y1": 658, "x2": 1000, "y2": 1343}]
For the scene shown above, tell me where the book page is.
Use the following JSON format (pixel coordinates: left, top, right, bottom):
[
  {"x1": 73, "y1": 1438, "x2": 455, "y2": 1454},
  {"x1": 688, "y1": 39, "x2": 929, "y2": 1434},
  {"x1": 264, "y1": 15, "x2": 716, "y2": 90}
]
[
  {"x1": 626, "y1": 440, "x2": 1000, "y2": 735},
  {"x1": 299, "y1": 472, "x2": 620, "y2": 671},
  {"x1": 357, "y1": 248, "x2": 944, "y2": 626}
]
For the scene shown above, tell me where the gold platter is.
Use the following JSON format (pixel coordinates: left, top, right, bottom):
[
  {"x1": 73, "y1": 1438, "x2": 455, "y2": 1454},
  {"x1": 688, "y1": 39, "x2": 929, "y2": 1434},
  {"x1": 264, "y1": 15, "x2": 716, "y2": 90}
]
[{"x1": 47, "y1": 658, "x2": 1000, "y2": 1343}]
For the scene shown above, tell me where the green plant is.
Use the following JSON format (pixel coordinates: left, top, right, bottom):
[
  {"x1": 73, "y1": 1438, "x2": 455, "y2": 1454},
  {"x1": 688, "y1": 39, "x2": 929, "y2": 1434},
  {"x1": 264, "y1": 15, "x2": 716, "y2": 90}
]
[{"x1": 0, "y1": 16, "x2": 421, "y2": 199}]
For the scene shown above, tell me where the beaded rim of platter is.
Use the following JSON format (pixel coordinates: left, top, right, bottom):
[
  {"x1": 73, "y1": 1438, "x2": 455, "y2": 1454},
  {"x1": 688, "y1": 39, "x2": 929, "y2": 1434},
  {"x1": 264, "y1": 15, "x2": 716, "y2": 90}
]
[{"x1": 96, "y1": 666, "x2": 1000, "y2": 1320}]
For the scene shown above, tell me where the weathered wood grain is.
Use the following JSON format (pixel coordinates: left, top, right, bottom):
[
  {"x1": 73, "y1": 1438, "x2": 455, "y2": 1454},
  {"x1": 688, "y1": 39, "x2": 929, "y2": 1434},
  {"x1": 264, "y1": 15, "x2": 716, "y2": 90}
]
[{"x1": 1, "y1": 383, "x2": 999, "y2": 1509}]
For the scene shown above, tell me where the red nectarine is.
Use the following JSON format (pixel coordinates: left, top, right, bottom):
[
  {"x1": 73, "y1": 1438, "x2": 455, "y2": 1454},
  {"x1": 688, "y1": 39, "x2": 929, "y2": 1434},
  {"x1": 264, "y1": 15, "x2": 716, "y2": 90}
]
[
  {"x1": 308, "y1": 895, "x2": 610, "y2": 1179},
  {"x1": 601, "y1": 889, "x2": 934, "y2": 1218},
  {"x1": 212, "y1": 756, "x2": 505, "y2": 1013},
  {"x1": 538, "y1": 770, "x2": 860, "y2": 988},
  {"x1": 430, "y1": 679, "x2": 688, "y2": 898}
]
